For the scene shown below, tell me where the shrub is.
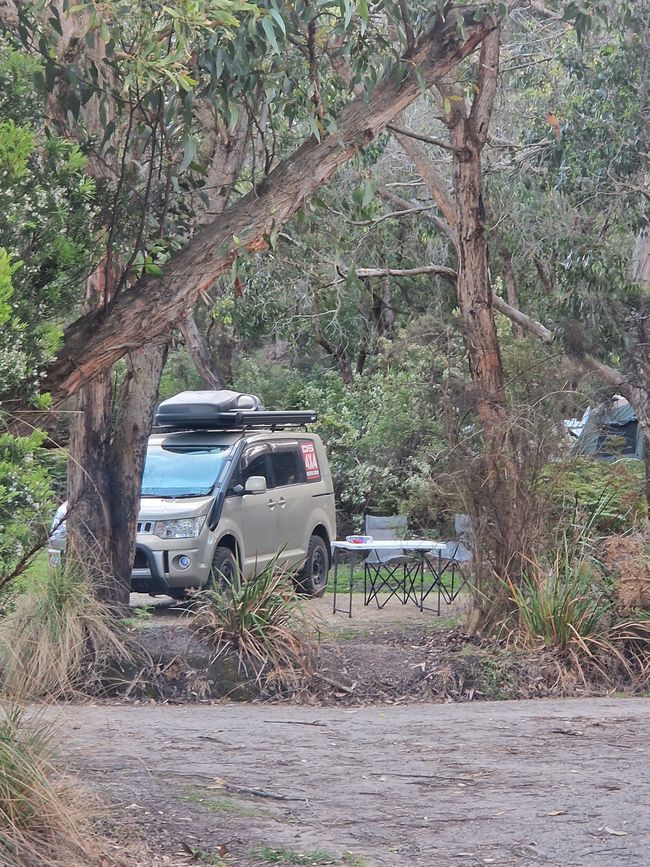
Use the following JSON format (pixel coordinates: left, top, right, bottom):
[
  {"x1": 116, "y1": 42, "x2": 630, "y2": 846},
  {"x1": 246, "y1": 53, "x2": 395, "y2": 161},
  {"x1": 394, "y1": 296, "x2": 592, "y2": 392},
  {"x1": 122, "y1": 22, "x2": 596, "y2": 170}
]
[
  {"x1": 0, "y1": 707, "x2": 103, "y2": 866},
  {"x1": 0, "y1": 563, "x2": 131, "y2": 699},
  {"x1": 191, "y1": 563, "x2": 322, "y2": 690},
  {"x1": 508, "y1": 558, "x2": 612, "y2": 654},
  {"x1": 542, "y1": 457, "x2": 646, "y2": 534}
]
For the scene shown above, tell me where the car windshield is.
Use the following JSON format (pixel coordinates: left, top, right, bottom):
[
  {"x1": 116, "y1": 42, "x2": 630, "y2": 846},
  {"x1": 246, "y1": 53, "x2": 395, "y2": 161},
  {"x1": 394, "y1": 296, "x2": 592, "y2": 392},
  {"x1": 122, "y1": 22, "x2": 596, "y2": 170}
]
[{"x1": 141, "y1": 442, "x2": 231, "y2": 497}]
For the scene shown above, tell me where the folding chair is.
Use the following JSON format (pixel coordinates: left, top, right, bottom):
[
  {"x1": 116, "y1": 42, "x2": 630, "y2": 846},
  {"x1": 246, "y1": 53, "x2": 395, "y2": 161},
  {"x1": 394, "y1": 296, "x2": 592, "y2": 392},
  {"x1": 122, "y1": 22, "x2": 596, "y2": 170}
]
[
  {"x1": 422, "y1": 514, "x2": 473, "y2": 610},
  {"x1": 363, "y1": 515, "x2": 420, "y2": 608}
]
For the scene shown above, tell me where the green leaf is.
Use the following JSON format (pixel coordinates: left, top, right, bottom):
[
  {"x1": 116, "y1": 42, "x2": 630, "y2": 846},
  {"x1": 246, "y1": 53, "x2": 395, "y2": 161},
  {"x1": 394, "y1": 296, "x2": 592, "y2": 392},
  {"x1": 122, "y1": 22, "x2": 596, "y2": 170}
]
[
  {"x1": 261, "y1": 16, "x2": 280, "y2": 55},
  {"x1": 358, "y1": 0, "x2": 368, "y2": 32},
  {"x1": 179, "y1": 137, "x2": 197, "y2": 173},
  {"x1": 268, "y1": 7, "x2": 286, "y2": 34},
  {"x1": 361, "y1": 179, "x2": 377, "y2": 207},
  {"x1": 144, "y1": 262, "x2": 164, "y2": 277}
]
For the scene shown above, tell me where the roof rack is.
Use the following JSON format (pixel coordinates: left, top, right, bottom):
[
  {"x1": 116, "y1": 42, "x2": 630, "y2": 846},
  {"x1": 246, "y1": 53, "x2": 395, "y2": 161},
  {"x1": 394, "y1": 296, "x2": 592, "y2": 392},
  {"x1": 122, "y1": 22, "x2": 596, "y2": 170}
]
[
  {"x1": 153, "y1": 410, "x2": 317, "y2": 432},
  {"x1": 153, "y1": 390, "x2": 317, "y2": 431}
]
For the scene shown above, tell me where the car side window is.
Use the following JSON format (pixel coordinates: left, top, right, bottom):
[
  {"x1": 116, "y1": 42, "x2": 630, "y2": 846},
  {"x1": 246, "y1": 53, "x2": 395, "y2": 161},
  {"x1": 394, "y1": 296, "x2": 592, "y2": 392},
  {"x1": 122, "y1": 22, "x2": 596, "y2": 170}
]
[
  {"x1": 239, "y1": 445, "x2": 270, "y2": 486},
  {"x1": 269, "y1": 445, "x2": 306, "y2": 487}
]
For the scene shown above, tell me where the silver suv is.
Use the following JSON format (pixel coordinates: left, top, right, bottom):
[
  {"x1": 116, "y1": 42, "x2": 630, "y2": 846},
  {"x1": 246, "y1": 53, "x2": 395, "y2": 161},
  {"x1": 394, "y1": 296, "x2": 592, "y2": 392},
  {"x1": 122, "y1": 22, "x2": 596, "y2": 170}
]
[{"x1": 50, "y1": 391, "x2": 337, "y2": 598}]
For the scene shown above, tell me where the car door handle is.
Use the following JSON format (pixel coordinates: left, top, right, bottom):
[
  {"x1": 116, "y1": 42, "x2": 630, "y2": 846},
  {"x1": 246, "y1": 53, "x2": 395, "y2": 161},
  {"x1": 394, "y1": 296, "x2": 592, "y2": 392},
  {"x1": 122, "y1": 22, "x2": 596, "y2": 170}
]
[
  {"x1": 267, "y1": 499, "x2": 277, "y2": 509},
  {"x1": 277, "y1": 497, "x2": 287, "y2": 509}
]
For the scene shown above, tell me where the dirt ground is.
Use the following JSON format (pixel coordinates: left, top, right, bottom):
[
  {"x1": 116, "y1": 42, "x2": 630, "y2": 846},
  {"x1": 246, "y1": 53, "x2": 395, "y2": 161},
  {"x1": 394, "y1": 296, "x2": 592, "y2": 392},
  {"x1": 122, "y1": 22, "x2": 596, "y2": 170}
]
[{"x1": 58, "y1": 696, "x2": 650, "y2": 867}]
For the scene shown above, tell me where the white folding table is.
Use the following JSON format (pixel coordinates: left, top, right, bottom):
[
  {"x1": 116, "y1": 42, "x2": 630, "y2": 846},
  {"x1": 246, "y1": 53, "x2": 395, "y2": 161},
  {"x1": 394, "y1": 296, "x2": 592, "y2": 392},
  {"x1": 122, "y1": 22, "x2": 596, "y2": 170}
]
[{"x1": 331, "y1": 539, "x2": 447, "y2": 618}]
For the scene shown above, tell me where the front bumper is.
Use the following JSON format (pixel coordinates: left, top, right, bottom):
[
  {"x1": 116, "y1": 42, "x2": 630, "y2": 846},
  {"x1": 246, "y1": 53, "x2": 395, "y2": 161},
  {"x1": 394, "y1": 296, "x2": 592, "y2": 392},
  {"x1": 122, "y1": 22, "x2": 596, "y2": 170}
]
[
  {"x1": 131, "y1": 539, "x2": 211, "y2": 594},
  {"x1": 47, "y1": 538, "x2": 210, "y2": 596}
]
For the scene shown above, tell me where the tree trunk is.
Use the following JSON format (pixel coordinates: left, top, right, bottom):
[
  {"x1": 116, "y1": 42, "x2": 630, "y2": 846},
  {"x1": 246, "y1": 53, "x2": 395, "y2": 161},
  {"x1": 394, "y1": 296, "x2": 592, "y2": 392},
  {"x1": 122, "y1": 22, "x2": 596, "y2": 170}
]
[
  {"x1": 447, "y1": 30, "x2": 530, "y2": 621},
  {"x1": 66, "y1": 371, "x2": 117, "y2": 598},
  {"x1": 179, "y1": 314, "x2": 225, "y2": 389},
  {"x1": 65, "y1": 340, "x2": 169, "y2": 608},
  {"x1": 38, "y1": 9, "x2": 499, "y2": 406}
]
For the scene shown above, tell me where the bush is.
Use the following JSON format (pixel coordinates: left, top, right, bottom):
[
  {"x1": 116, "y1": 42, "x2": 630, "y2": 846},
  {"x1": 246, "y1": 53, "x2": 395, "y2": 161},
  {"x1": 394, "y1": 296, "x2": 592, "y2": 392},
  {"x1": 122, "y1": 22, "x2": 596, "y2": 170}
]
[
  {"x1": 508, "y1": 559, "x2": 612, "y2": 654},
  {"x1": 0, "y1": 564, "x2": 131, "y2": 699},
  {"x1": 0, "y1": 429, "x2": 54, "y2": 581},
  {"x1": 191, "y1": 563, "x2": 322, "y2": 691},
  {"x1": 0, "y1": 707, "x2": 104, "y2": 866},
  {"x1": 542, "y1": 457, "x2": 646, "y2": 534}
]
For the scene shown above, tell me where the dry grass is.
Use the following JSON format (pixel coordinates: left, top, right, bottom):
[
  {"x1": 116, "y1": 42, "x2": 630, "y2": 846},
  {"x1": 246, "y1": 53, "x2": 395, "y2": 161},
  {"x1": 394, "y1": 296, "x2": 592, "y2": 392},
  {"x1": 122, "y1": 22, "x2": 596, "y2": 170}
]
[
  {"x1": 0, "y1": 706, "x2": 119, "y2": 866},
  {"x1": 191, "y1": 563, "x2": 324, "y2": 692},
  {"x1": 0, "y1": 564, "x2": 132, "y2": 700},
  {"x1": 600, "y1": 533, "x2": 650, "y2": 611}
]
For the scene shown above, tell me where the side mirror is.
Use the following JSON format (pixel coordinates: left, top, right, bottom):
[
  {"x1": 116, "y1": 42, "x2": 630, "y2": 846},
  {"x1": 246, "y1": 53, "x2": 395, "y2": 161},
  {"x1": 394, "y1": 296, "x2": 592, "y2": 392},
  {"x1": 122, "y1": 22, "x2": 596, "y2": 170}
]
[
  {"x1": 244, "y1": 475, "x2": 267, "y2": 494},
  {"x1": 231, "y1": 483, "x2": 245, "y2": 496}
]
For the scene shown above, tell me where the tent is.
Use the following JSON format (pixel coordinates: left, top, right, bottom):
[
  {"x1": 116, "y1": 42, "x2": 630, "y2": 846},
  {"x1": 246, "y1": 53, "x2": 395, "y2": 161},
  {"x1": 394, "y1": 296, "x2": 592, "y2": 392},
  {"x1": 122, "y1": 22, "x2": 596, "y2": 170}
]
[{"x1": 570, "y1": 396, "x2": 644, "y2": 461}]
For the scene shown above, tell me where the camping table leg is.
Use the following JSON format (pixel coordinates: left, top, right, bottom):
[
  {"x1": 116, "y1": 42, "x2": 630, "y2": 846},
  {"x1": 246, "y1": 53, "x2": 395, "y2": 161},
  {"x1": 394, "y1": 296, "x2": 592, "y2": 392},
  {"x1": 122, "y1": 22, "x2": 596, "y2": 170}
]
[
  {"x1": 419, "y1": 551, "x2": 442, "y2": 615},
  {"x1": 332, "y1": 549, "x2": 354, "y2": 618}
]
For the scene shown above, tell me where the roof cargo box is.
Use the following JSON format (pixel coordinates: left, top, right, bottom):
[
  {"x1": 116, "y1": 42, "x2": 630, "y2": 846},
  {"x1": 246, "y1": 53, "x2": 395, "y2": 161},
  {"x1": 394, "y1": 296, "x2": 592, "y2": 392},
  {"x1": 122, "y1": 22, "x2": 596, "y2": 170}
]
[{"x1": 154, "y1": 390, "x2": 317, "y2": 430}]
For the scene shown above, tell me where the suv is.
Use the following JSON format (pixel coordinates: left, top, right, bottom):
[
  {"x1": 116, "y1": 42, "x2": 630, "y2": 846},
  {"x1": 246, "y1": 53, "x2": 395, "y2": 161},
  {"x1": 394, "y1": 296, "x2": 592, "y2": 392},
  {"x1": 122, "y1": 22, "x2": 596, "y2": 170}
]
[{"x1": 49, "y1": 391, "x2": 337, "y2": 598}]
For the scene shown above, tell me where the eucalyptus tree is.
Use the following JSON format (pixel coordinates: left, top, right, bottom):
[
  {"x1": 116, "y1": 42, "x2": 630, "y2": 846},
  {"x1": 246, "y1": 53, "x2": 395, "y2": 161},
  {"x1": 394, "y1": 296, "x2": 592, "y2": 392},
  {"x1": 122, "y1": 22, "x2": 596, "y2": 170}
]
[
  {"x1": 0, "y1": 0, "x2": 503, "y2": 602},
  {"x1": 304, "y1": 0, "x2": 645, "y2": 624}
]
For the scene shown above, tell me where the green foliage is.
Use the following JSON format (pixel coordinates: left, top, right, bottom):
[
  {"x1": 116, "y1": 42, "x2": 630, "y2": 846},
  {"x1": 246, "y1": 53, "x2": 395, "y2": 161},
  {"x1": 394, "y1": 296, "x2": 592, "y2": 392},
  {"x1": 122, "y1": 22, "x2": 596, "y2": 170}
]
[
  {"x1": 234, "y1": 339, "x2": 453, "y2": 529},
  {"x1": 0, "y1": 45, "x2": 97, "y2": 400},
  {"x1": 0, "y1": 249, "x2": 20, "y2": 328},
  {"x1": 543, "y1": 457, "x2": 646, "y2": 533},
  {"x1": 0, "y1": 120, "x2": 34, "y2": 178},
  {"x1": 0, "y1": 429, "x2": 53, "y2": 580},
  {"x1": 254, "y1": 847, "x2": 335, "y2": 865},
  {"x1": 192, "y1": 560, "x2": 321, "y2": 689},
  {"x1": 0, "y1": 562, "x2": 131, "y2": 699}
]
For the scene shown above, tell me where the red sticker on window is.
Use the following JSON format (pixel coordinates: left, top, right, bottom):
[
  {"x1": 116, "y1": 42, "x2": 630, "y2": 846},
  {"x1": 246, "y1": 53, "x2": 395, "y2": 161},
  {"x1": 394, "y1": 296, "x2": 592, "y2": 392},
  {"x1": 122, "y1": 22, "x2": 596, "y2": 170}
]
[{"x1": 301, "y1": 441, "x2": 321, "y2": 480}]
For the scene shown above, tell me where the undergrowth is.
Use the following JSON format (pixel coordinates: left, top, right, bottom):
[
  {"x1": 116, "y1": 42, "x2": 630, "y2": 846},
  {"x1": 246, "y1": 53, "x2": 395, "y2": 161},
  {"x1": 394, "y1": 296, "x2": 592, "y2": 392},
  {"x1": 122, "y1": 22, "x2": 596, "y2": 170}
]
[
  {"x1": 191, "y1": 561, "x2": 323, "y2": 692},
  {"x1": 0, "y1": 563, "x2": 132, "y2": 700},
  {"x1": 0, "y1": 707, "x2": 110, "y2": 866},
  {"x1": 506, "y1": 514, "x2": 650, "y2": 689}
]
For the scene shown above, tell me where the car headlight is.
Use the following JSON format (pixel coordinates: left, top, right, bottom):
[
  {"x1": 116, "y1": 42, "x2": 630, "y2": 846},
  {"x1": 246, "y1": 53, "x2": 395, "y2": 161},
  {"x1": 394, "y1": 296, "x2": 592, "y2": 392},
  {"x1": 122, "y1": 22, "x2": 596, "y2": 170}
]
[{"x1": 152, "y1": 517, "x2": 205, "y2": 539}]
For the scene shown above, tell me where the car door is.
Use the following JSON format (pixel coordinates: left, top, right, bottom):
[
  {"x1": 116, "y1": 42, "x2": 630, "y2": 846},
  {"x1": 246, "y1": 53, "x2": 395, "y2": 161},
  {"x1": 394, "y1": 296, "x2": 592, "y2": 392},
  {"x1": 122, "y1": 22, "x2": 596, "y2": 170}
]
[
  {"x1": 268, "y1": 441, "x2": 309, "y2": 567},
  {"x1": 228, "y1": 443, "x2": 281, "y2": 575}
]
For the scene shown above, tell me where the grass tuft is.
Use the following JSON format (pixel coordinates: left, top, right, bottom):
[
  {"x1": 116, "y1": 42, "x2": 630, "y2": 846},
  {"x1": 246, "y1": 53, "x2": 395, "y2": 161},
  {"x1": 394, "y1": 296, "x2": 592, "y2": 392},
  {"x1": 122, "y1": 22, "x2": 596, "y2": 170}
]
[
  {"x1": 0, "y1": 563, "x2": 132, "y2": 700},
  {"x1": 254, "y1": 845, "x2": 335, "y2": 864},
  {"x1": 191, "y1": 560, "x2": 323, "y2": 691},
  {"x1": 0, "y1": 706, "x2": 108, "y2": 866}
]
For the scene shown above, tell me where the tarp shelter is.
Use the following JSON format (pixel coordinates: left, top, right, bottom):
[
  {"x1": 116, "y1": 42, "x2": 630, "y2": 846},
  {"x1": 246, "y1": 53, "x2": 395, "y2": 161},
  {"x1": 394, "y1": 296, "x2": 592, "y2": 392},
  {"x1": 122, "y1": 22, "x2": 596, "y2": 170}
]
[{"x1": 571, "y1": 396, "x2": 644, "y2": 460}]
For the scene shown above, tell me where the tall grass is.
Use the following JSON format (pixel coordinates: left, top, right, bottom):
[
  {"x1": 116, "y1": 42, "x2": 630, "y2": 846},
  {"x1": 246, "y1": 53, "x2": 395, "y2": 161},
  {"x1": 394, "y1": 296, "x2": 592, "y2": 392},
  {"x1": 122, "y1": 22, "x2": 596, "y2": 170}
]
[
  {"x1": 0, "y1": 707, "x2": 104, "y2": 866},
  {"x1": 508, "y1": 559, "x2": 612, "y2": 653},
  {"x1": 507, "y1": 515, "x2": 650, "y2": 687},
  {"x1": 0, "y1": 563, "x2": 131, "y2": 700},
  {"x1": 192, "y1": 562, "x2": 323, "y2": 690}
]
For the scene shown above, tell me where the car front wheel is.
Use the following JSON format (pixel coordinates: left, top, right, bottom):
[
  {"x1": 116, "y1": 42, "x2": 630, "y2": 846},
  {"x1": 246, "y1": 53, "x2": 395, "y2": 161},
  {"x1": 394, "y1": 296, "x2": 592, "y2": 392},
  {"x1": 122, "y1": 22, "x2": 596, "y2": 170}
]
[{"x1": 208, "y1": 546, "x2": 241, "y2": 593}]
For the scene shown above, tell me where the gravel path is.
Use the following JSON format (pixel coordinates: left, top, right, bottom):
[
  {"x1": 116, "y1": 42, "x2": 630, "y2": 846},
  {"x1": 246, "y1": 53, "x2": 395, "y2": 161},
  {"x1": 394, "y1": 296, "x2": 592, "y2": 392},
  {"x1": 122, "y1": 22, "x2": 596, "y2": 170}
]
[{"x1": 58, "y1": 697, "x2": 650, "y2": 866}]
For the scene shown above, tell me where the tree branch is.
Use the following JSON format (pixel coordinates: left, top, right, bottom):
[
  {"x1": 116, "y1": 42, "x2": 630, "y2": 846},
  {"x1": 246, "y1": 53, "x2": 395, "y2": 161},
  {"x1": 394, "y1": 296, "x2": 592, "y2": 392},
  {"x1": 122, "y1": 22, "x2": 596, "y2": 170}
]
[
  {"x1": 179, "y1": 314, "x2": 226, "y2": 389},
  {"x1": 376, "y1": 185, "x2": 456, "y2": 243},
  {"x1": 352, "y1": 255, "x2": 630, "y2": 390},
  {"x1": 491, "y1": 294, "x2": 553, "y2": 343},
  {"x1": 355, "y1": 264, "x2": 457, "y2": 280},
  {"x1": 40, "y1": 8, "x2": 499, "y2": 404},
  {"x1": 469, "y1": 27, "x2": 500, "y2": 145},
  {"x1": 386, "y1": 122, "x2": 454, "y2": 152},
  {"x1": 392, "y1": 118, "x2": 457, "y2": 231}
]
